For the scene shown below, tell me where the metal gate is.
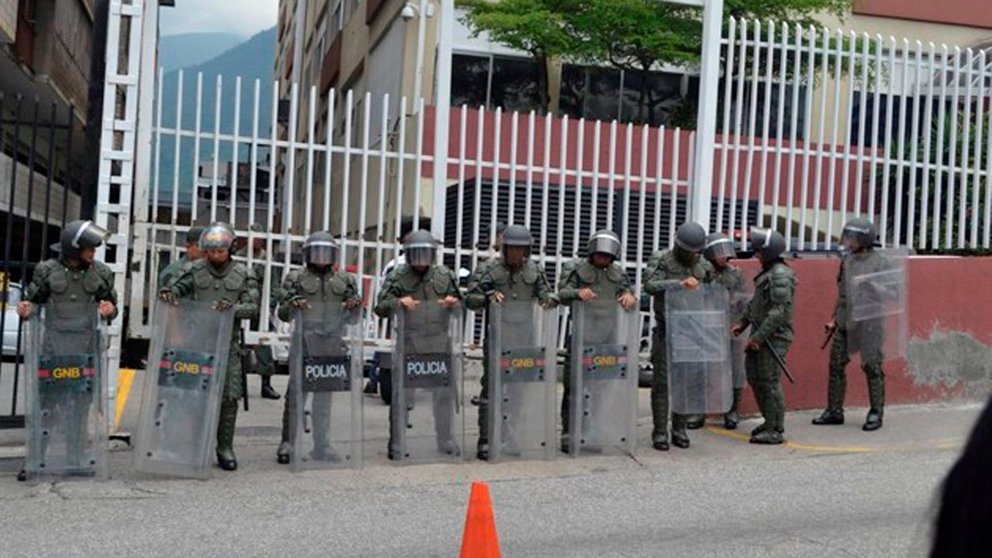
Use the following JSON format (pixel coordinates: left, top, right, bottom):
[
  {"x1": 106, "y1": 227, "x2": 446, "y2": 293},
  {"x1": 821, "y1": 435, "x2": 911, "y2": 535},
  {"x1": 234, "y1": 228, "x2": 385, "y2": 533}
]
[{"x1": 0, "y1": 93, "x2": 83, "y2": 429}]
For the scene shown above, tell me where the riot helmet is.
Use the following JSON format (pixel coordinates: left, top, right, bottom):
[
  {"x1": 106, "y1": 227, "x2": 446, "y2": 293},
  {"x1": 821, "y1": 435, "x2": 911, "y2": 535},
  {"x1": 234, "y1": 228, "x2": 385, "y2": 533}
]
[
  {"x1": 703, "y1": 232, "x2": 736, "y2": 264},
  {"x1": 841, "y1": 217, "x2": 877, "y2": 252},
  {"x1": 404, "y1": 230, "x2": 438, "y2": 267},
  {"x1": 199, "y1": 222, "x2": 236, "y2": 251},
  {"x1": 751, "y1": 228, "x2": 786, "y2": 262},
  {"x1": 303, "y1": 231, "x2": 338, "y2": 267},
  {"x1": 587, "y1": 229, "x2": 622, "y2": 261},
  {"x1": 59, "y1": 220, "x2": 109, "y2": 259}
]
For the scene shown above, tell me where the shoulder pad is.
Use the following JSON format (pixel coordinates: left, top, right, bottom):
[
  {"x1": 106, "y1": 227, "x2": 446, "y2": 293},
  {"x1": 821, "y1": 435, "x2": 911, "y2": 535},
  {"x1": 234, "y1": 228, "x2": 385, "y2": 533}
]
[
  {"x1": 606, "y1": 262, "x2": 626, "y2": 283},
  {"x1": 575, "y1": 260, "x2": 597, "y2": 283},
  {"x1": 769, "y1": 262, "x2": 795, "y2": 285}
]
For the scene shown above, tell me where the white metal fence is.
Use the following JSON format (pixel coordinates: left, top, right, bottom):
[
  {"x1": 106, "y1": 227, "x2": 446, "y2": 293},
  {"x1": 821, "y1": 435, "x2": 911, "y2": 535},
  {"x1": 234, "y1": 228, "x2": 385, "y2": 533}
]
[{"x1": 130, "y1": 16, "x2": 992, "y2": 350}]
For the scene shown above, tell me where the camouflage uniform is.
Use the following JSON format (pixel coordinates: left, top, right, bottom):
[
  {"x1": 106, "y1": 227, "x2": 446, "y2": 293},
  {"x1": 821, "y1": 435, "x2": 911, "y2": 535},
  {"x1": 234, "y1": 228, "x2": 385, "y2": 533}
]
[
  {"x1": 741, "y1": 261, "x2": 796, "y2": 439},
  {"x1": 276, "y1": 266, "x2": 361, "y2": 462},
  {"x1": 159, "y1": 254, "x2": 192, "y2": 288},
  {"x1": 235, "y1": 245, "x2": 279, "y2": 386},
  {"x1": 374, "y1": 263, "x2": 462, "y2": 457},
  {"x1": 23, "y1": 256, "x2": 118, "y2": 469},
  {"x1": 464, "y1": 258, "x2": 554, "y2": 457},
  {"x1": 642, "y1": 250, "x2": 713, "y2": 444},
  {"x1": 167, "y1": 258, "x2": 259, "y2": 462},
  {"x1": 826, "y1": 252, "x2": 888, "y2": 417},
  {"x1": 711, "y1": 265, "x2": 747, "y2": 423},
  {"x1": 557, "y1": 258, "x2": 633, "y2": 447}
]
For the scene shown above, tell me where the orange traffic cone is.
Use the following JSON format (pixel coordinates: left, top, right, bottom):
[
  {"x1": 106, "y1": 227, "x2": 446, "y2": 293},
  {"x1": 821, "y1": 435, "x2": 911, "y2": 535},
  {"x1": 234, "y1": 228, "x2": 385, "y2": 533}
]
[{"x1": 459, "y1": 482, "x2": 501, "y2": 558}]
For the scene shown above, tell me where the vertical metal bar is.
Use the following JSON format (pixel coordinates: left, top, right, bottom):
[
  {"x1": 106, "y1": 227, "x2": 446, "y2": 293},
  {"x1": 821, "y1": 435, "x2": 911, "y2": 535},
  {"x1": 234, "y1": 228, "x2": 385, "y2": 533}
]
[
  {"x1": 470, "y1": 106, "x2": 484, "y2": 277},
  {"x1": 555, "y1": 115, "x2": 570, "y2": 281},
  {"x1": 248, "y1": 79, "x2": 260, "y2": 278},
  {"x1": 573, "y1": 119, "x2": 586, "y2": 258},
  {"x1": 811, "y1": 27, "x2": 830, "y2": 250},
  {"x1": 893, "y1": 39, "x2": 911, "y2": 247},
  {"x1": 324, "y1": 90, "x2": 336, "y2": 231},
  {"x1": 798, "y1": 26, "x2": 817, "y2": 250},
  {"x1": 825, "y1": 28, "x2": 845, "y2": 246},
  {"x1": 919, "y1": 44, "x2": 937, "y2": 250},
  {"x1": 301, "y1": 85, "x2": 316, "y2": 235},
  {"x1": 357, "y1": 92, "x2": 372, "y2": 282},
  {"x1": 508, "y1": 111, "x2": 519, "y2": 225},
  {"x1": 854, "y1": 34, "x2": 870, "y2": 217},
  {"x1": 716, "y1": 17, "x2": 737, "y2": 233},
  {"x1": 970, "y1": 51, "x2": 985, "y2": 248},
  {"x1": 689, "y1": 0, "x2": 725, "y2": 226},
  {"x1": 730, "y1": 20, "x2": 748, "y2": 247},
  {"x1": 540, "y1": 113, "x2": 552, "y2": 268},
  {"x1": 740, "y1": 20, "x2": 762, "y2": 248},
  {"x1": 340, "y1": 89, "x2": 354, "y2": 265},
  {"x1": 867, "y1": 35, "x2": 884, "y2": 225},
  {"x1": 985, "y1": 67, "x2": 992, "y2": 248},
  {"x1": 39, "y1": 102, "x2": 58, "y2": 261},
  {"x1": 525, "y1": 111, "x2": 536, "y2": 230},
  {"x1": 756, "y1": 21, "x2": 775, "y2": 230},
  {"x1": 653, "y1": 127, "x2": 665, "y2": 253},
  {"x1": 785, "y1": 24, "x2": 803, "y2": 246},
  {"x1": 931, "y1": 45, "x2": 949, "y2": 251},
  {"x1": 669, "y1": 130, "x2": 681, "y2": 248},
  {"x1": 590, "y1": 120, "x2": 602, "y2": 233},
  {"x1": 957, "y1": 48, "x2": 975, "y2": 249},
  {"x1": 210, "y1": 75, "x2": 222, "y2": 223},
  {"x1": 620, "y1": 122, "x2": 634, "y2": 265},
  {"x1": 452, "y1": 103, "x2": 467, "y2": 296},
  {"x1": 490, "y1": 107, "x2": 503, "y2": 251},
  {"x1": 411, "y1": 98, "x2": 423, "y2": 231},
  {"x1": 636, "y1": 124, "x2": 649, "y2": 287},
  {"x1": 606, "y1": 121, "x2": 618, "y2": 231},
  {"x1": 230, "y1": 77, "x2": 242, "y2": 226},
  {"x1": 171, "y1": 70, "x2": 183, "y2": 235},
  {"x1": 0, "y1": 94, "x2": 18, "y2": 403},
  {"x1": 150, "y1": 67, "x2": 164, "y2": 279},
  {"x1": 262, "y1": 80, "x2": 279, "y2": 329},
  {"x1": 770, "y1": 23, "x2": 789, "y2": 230},
  {"x1": 191, "y1": 73, "x2": 203, "y2": 224},
  {"x1": 838, "y1": 31, "x2": 858, "y2": 231},
  {"x1": 284, "y1": 82, "x2": 300, "y2": 287},
  {"x1": 945, "y1": 47, "x2": 962, "y2": 249},
  {"x1": 879, "y1": 38, "x2": 897, "y2": 248},
  {"x1": 395, "y1": 97, "x2": 408, "y2": 262},
  {"x1": 907, "y1": 42, "x2": 924, "y2": 249},
  {"x1": 375, "y1": 94, "x2": 392, "y2": 299}
]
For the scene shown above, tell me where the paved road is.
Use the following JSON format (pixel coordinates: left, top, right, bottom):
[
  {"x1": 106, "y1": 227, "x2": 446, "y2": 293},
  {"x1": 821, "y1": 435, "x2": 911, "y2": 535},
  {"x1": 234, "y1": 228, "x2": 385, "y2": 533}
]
[{"x1": 0, "y1": 369, "x2": 977, "y2": 558}]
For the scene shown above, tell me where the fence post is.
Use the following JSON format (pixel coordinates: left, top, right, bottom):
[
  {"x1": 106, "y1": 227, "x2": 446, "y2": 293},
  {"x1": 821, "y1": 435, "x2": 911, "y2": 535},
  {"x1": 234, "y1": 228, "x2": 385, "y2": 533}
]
[
  {"x1": 431, "y1": 0, "x2": 455, "y2": 242},
  {"x1": 689, "y1": 0, "x2": 725, "y2": 229}
]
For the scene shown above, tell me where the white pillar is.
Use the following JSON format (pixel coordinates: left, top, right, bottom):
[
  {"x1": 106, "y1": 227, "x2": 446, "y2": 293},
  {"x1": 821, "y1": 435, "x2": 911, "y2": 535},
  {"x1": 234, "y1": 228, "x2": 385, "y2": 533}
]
[
  {"x1": 689, "y1": 0, "x2": 725, "y2": 228},
  {"x1": 430, "y1": 0, "x2": 454, "y2": 241}
]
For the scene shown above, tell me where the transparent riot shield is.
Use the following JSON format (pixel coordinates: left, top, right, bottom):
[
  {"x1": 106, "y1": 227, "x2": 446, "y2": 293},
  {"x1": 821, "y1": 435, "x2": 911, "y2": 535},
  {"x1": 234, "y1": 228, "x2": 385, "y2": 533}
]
[
  {"x1": 665, "y1": 285, "x2": 733, "y2": 415},
  {"x1": 846, "y1": 248, "x2": 908, "y2": 362},
  {"x1": 568, "y1": 299, "x2": 638, "y2": 457},
  {"x1": 391, "y1": 301, "x2": 464, "y2": 463},
  {"x1": 133, "y1": 300, "x2": 234, "y2": 478},
  {"x1": 730, "y1": 279, "x2": 753, "y2": 390},
  {"x1": 24, "y1": 303, "x2": 108, "y2": 481},
  {"x1": 289, "y1": 301, "x2": 363, "y2": 471},
  {"x1": 487, "y1": 300, "x2": 556, "y2": 462}
]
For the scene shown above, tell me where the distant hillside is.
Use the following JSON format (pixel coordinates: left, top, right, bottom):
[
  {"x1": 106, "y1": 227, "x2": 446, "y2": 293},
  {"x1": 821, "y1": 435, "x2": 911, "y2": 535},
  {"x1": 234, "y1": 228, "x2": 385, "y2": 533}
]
[
  {"x1": 159, "y1": 32, "x2": 245, "y2": 71},
  {"x1": 156, "y1": 27, "x2": 276, "y2": 201}
]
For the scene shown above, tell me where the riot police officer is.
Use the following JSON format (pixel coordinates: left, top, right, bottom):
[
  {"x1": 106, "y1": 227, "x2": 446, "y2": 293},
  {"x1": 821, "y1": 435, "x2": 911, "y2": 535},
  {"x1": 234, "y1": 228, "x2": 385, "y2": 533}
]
[
  {"x1": 642, "y1": 222, "x2": 712, "y2": 450},
  {"x1": 464, "y1": 225, "x2": 556, "y2": 460},
  {"x1": 557, "y1": 229, "x2": 638, "y2": 453},
  {"x1": 703, "y1": 232, "x2": 747, "y2": 430},
  {"x1": 732, "y1": 228, "x2": 796, "y2": 445},
  {"x1": 160, "y1": 222, "x2": 259, "y2": 470},
  {"x1": 275, "y1": 232, "x2": 361, "y2": 464},
  {"x1": 16, "y1": 220, "x2": 118, "y2": 481},
  {"x1": 373, "y1": 230, "x2": 462, "y2": 459},
  {"x1": 814, "y1": 218, "x2": 888, "y2": 431}
]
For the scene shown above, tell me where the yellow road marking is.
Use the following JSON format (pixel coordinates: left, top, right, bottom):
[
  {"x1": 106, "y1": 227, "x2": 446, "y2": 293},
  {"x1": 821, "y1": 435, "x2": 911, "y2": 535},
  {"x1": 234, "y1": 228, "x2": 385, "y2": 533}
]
[
  {"x1": 114, "y1": 368, "x2": 136, "y2": 432},
  {"x1": 705, "y1": 426, "x2": 877, "y2": 453}
]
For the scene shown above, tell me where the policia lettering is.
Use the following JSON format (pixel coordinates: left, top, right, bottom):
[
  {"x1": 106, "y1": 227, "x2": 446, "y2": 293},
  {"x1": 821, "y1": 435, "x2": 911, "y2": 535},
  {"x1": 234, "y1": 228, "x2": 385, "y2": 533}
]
[{"x1": 161, "y1": 222, "x2": 260, "y2": 471}]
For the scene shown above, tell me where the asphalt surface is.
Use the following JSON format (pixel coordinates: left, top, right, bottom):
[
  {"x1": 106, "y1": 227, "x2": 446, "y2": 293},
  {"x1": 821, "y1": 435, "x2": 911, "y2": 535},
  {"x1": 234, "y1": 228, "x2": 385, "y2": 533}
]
[{"x1": 0, "y1": 362, "x2": 978, "y2": 557}]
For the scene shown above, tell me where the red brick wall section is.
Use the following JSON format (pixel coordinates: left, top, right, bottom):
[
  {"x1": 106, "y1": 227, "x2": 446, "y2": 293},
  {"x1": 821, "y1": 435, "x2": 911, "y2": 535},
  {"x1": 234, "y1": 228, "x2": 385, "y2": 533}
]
[
  {"x1": 735, "y1": 256, "x2": 992, "y2": 414},
  {"x1": 854, "y1": 0, "x2": 992, "y2": 30}
]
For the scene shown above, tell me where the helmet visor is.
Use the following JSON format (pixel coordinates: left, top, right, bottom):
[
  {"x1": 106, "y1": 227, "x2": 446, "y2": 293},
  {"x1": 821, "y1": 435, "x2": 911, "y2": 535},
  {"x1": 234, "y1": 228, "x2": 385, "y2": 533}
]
[
  {"x1": 305, "y1": 241, "x2": 337, "y2": 266},
  {"x1": 588, "y1": 236, "x2": 621, "y2": 259},
  {"x1": 406, "y1": 246, "x2": 436, "y2": 266},
  {"x1": 704, "y1": 237, "x2": 736, "y2": 260},
  {"x1": 74, "y1": 222, "x2": 110, "y2": 249},
  {"x1": 199, "y1": 226, "x2": 236, "y2": 250}
]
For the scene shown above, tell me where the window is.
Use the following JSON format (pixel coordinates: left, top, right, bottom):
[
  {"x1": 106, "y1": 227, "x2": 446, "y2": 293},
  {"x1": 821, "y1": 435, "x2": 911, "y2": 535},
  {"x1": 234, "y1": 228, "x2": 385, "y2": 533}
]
[
  {"x1": 560, "y1": 64, "x2": 685, "y2": 126},
  {"x1": 450, "y1": 54, "x2": 542, "y2": 112}
]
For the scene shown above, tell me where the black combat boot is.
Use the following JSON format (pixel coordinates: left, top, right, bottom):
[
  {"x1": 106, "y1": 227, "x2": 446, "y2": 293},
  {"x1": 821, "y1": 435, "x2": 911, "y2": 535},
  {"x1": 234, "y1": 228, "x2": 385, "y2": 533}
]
[
  {"x1": 216, "y1": 399, "x2": 239, "y2": 471},
  {"x1": 863, "y1": 409, "x2": 883, "y2": 431},
  {"x1": 260, "y1": 376, "x2": 281, "y2": 400},
  {"x1": 686, "y1": 414, "x2": 705, "y2": 430},
  {"x1": 651, "y1": 433, "x2": 669, "y2": 452},
  {"x1": 812, "y1": 408, "x2": 845, "y2": 425},
  {"x1": 671, "y1": 415, "x2": 690, "y2": 449}
]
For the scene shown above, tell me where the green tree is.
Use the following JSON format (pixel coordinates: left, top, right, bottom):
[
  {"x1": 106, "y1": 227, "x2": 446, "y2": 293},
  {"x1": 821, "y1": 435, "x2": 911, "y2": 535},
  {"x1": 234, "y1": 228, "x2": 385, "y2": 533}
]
[{"x1": 457, "y1": 0, "x2": 577, "y2": 113}]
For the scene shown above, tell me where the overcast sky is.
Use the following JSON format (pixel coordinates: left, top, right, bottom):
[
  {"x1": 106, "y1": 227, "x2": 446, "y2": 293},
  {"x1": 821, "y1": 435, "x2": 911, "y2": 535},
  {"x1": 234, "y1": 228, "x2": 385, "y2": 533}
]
[{"x1": 159, "y1": 0, "x2": 278, "y2": 38}]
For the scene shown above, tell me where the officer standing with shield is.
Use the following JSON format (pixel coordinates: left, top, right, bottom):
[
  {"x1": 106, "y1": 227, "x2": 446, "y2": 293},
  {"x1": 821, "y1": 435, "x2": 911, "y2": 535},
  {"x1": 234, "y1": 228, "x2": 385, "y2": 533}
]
[
  {"x1": 557, "y1": 230, "x2": 638, "y2": 454},
  {"x1": 275, "y1": 232, "x2": 362, "y2": 464},
  {"x1": 732, "y1": 228, "x2": 796, "y2": 445},
  {"x1": 159, "y1": 226, "x2": 205, "y2": 287},
  {"x1": 374, "y1": 231, "x2": 462, "y2": 460},
  {"x1": 160, "y1": 223, "x2": 259, "y2": 471},
  {"x1": 703, "y1": 233, "x2": 747, "y2": 430},
  {"x1": 813, "y1": 218, "x2": 889, "y2": 431},
  {"x1": 16, "y1": 220, "x2": 117, "y2": 481},
  {"x1": 642, "y1": 222, "x2": 712, "y2": 450},
  {"x1": 464, "y1": 225, "x2": 557, "y2": 461}
]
